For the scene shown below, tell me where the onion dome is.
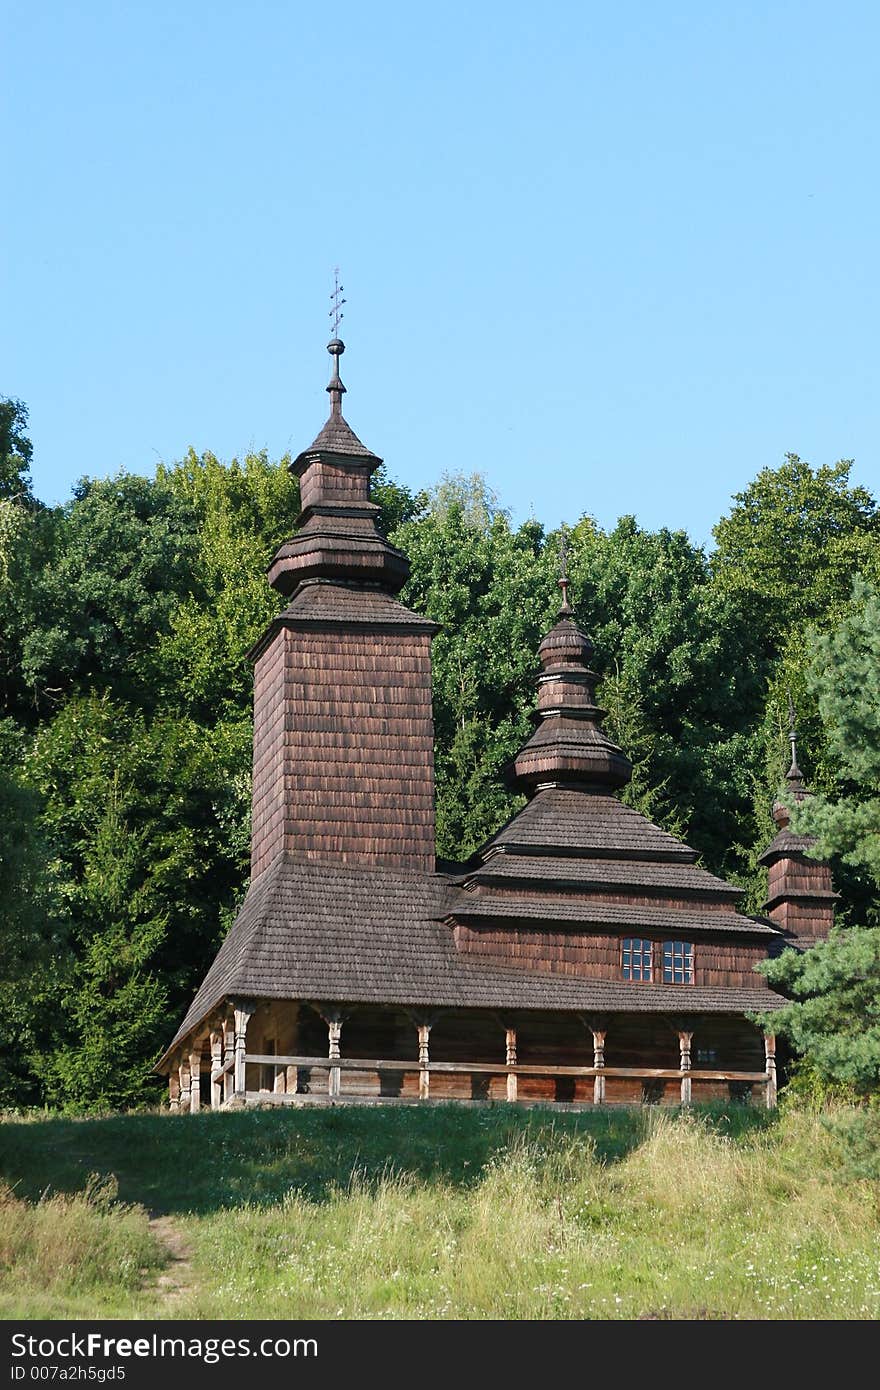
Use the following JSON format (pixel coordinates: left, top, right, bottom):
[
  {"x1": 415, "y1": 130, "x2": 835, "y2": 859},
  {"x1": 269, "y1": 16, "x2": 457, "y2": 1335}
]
[
  {"x1": 267, "y1": 339, "x2": 410, "y2": 596},
  {"x1": 509, "y1": 574, "x2": 632, "y2": 794}
]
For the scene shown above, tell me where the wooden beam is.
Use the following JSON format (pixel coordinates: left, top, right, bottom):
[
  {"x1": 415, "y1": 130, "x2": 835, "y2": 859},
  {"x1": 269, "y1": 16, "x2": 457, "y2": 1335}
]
[
  {"x1": 209, "y1": 1029, "x2": 223, "y2": 1111},
  {"x1": 188, "y1": 1046, "x2": 202, "y2": 1114},
  {"x1": 591, "y1": 1026, "x2": 607, "y2": 1106},
  {"x1": 241, "y1": 1053, "x2": 768, "y2": 1082},
  {"x1": 177, "y1": 1056, "x2": 191, "y2": 1113},
  {"x1": 678, "y1": 1029, "x2": 694, "y2": 1106},
  {"x1": 764, "y1": 1033, "x2": 777, "y2": 1110},
  {"x1": 505, "y1": 1027, "x2": 517, "y2": 1103},
  {"x1": 232, "y1": 1001, "x2": 256, "y2": 1095},
  {"x1": 223, "y1": 1016, "x2": 235, "y2": 1104}
]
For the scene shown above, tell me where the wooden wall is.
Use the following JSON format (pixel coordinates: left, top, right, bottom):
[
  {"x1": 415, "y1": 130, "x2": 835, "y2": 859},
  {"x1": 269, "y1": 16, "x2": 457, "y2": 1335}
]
[
  {"x1": 452, "y1": 921, "x2": 771, "y2": 989},
  {"x1": 251, "y1": 625, "x2": 436, "y2": 875}
]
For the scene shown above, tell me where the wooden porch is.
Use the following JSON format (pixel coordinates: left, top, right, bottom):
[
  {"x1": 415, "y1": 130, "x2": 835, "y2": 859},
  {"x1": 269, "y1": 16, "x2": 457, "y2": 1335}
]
[{"x1": 167, "y1": 1000, "x2": 778, "y2": 1113}]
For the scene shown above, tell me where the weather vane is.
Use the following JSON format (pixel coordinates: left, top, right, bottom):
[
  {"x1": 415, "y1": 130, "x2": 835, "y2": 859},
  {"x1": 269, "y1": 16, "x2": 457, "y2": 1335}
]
[{"x1": 329, "y1": 268, "x2": 346, "y2": 339}]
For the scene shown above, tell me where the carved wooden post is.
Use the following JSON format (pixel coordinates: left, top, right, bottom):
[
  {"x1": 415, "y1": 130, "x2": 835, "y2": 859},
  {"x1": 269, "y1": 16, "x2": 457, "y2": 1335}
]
[
  {"x1": 223, "y1": 1016, "x2": 235, "y2": 1105},
  {"x1": 168, "y1": 1071, "x2": 180, "y2": 1112},
  {"x1": 764, "y1": 1033, "x2": 777, "y2": 1110},
  {"x1": 591, "y1": 1026, "x2": 607, "y2": 1105},
  {"x1": 417, "y1": 1022, "x2": 432, "y2": 1099},
  {"x1": 188, "y1": 1045, "x2": 202, "y2": 1113},
  {"x1": 327, "y1": 1014, "x2": 343, "y2": 1098},
  {"x1": 210, "y1": 1028, "x2": 223, "y2": 1110},
  {"x1": 497, "y1": 1028, "x2": 511, "y2": 1100},
  {"x1": 177, "y1": 1056, "x2": 191, "y2": 1114},
  {"x1": 232, "y1": 1001, "x2": 256, "y2": 1098},
  {"x1": 678, "y1": 1029, "x2": 693, "y2": 1106}
]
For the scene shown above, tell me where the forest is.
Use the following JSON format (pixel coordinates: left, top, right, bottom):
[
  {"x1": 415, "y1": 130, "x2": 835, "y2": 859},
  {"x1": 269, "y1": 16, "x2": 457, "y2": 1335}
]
[{"x1": 1, "y1": 394, "x2": 878, "y2": 1111}]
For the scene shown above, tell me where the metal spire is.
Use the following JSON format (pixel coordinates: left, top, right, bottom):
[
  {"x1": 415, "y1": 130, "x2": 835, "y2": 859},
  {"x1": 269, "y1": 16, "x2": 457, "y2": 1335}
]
[
  {"x1": 329, "y1": 267, "x2": 346, "y2": 338},
  {"x1": 326, "y1": 269, "x2": 347, "y2": 417},
  {"x1": 786, "y1": 691, "x2": 805, "y2": 788},
  {"x1": 558, "y1": 524, "x2": 573, "y2": 617}
]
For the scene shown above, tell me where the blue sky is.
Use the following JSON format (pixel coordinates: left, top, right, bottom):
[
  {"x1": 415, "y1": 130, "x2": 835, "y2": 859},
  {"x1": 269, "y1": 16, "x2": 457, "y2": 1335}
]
[{"x1": 3, "y1": 1, "x2": 878, "y2": 545}]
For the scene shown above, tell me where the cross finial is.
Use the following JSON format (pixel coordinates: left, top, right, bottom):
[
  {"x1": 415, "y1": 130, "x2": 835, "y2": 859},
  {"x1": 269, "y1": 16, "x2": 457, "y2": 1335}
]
[
  {"x1": 557, "y1": 524, "x2": 573, "y2": 616},
  {"x1": 786, "y1": 690, "x2": 804, "y2": 787},
  {"x1": 329, "y1": 268, "x2": 346, "y2": 339}
]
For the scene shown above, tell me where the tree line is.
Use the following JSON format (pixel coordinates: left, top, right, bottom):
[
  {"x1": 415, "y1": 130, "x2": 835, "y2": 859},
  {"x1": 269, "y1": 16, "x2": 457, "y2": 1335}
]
[{"x1": 1, "y1": 395, "x2": 878, "y2": 1108}]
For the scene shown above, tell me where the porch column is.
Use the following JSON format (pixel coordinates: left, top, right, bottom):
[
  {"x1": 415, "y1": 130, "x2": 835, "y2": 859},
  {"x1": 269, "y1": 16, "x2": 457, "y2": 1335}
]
[
  {"x1": 223, "y1": 1015, "x2": 235, "y2": 1105},
  {"x1": 678, "y1": 1028, "x2": 693, "y2": 1106},
  {"x1": 764, "y1": 1033, "x2": 777, "y2": 1110},
  {"x1": 591, "y1": 1025, "x2": 607, "y2": 1105},
  {"x1": 177, "y1": 1056, "x2": 191, "y2": 1113},
  {"x1": 168, "y1": 1071, "x2": 180, "y2": 1112},
  {"x1": 505, "y1": 1027, "x2": 517, "y2": 1103},
  {"x1": 210, "y1": 1027, "x2": 223, "y2": 1110},
  {"x1": 188, "y1": 1045, "x2": 203, "y2": 1114},
  {"x1": 327, "y1": 1014, "x2": 343, "y2": 1098},
  {"x1": 232, "y1": 1000, "x2": 256, "y2": 1097},
  {"x1": 416, "y1": 1022, "x2": 432, "y2": 1099}
]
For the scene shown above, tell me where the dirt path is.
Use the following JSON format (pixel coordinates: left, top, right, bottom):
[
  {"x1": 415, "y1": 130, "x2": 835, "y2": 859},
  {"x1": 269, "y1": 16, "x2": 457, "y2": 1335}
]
[{"x1": 149, "y1": 1216, "x2": 195, "y2": 1309}]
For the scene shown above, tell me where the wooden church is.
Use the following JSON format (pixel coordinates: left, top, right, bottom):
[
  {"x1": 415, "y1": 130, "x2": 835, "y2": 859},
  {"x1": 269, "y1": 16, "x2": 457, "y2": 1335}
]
[{"x1": 158, "y1": 335, "x2": 836, "y2": 1111}]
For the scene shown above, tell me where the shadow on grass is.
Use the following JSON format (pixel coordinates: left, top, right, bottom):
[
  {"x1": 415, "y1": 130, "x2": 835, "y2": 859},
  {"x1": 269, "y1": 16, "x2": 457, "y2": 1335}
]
[{"x1": 0, "y1": 1103, "x2": 774, "y2": 1217}]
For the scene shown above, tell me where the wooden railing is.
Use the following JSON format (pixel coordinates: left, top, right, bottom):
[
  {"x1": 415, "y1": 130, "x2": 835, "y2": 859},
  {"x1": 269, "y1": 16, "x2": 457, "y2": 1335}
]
[{"x1": 226, "y1": 1053, "x2": 773, "y2": 1108}]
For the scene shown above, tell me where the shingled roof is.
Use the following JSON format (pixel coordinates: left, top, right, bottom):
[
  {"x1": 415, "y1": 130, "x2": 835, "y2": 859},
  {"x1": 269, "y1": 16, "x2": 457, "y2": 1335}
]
[
  {"x1": 487, "y1": 788, "x2": 700, "y2": 861},
  {"x1": 460, "y1": 852, "x2": 742, "y2": 899},
  {"x1": 159, "y1": 853, "x2": 785, "y2": 1066},
  {"x1": 448, "y1": 896, "x2": 777, "y2": 936}
]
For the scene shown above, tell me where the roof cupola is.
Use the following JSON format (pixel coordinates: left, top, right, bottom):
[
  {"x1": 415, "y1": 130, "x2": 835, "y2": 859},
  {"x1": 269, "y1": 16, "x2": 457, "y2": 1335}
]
[{"x1": 510, "y1": 565, "x2": 632, "y2": 794}]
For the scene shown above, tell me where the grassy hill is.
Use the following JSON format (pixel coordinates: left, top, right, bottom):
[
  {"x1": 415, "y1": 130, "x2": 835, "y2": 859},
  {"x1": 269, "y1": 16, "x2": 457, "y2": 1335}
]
[{"x1": 1, "y1": 1103, "x2": 878, "y2": 1320}]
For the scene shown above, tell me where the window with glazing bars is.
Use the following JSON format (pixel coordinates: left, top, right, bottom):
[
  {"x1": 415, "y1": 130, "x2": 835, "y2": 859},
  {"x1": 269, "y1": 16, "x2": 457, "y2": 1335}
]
[
  {"x1": 621, "y1": 938, "x2": 653, "y2": 981},
  {"x1": 662, "y1": 940, "x2": 694, "y2": 984}
]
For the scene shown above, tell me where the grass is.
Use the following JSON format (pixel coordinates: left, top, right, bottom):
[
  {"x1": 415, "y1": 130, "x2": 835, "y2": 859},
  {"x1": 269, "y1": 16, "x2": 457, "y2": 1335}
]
[{"x1": 1, "y1": 1102, "x2": 878, "y2": 1319}]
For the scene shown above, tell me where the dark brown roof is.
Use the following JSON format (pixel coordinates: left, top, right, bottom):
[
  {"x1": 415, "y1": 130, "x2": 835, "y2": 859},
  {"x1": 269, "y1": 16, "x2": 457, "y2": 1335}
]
[
  {"x1": 447, "y1": 895, "x2": 777, "y2": 936},
  {"x1": 487, "y1": 788, "x2": 699, "y2": 862},
  {"x1": 757, "y1": 828, "x2": 821, "y2": 865},
  {"x1": 296, "y1": 413, "x2": 380, "y2": 465},
  {"x1": 464, "y1": 852, "x2": 742, "y2": 899},
  {"x1": 159, "y1": 854, "x2": 785, "y2": 1066},
  {"x1": 283, "y1": 581, "x2": 439, "y2": 630}
]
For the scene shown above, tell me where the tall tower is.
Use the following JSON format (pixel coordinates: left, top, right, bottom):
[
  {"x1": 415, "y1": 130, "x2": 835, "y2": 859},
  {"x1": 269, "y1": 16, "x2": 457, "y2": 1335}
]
[
  {"x1": 758, "y1": 707, "x2": 836, "y2": 948},
  {"x1": 248, "y1": 336, "x2": 439, "y2": 878}
]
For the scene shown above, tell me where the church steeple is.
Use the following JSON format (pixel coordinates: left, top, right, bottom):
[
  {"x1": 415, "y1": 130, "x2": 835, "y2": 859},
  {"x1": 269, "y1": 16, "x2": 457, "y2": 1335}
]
[
  {"x1": 758, "y1": 699, "x2": 836, "y2": 948},
  {"x1": 509, "y1": 566, "x2": 632, "y2": 794},
  {"x1": 266, "y1": 336, "x2": 410, "y2": 596},
  {"x1": 250, "y1": 307, "x2": 439, "y2": 879}
]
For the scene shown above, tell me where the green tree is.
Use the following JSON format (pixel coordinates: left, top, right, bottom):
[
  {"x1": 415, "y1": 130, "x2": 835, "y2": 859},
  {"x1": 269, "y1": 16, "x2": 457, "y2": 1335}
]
[
  {"x1": 758, "y1": 928, "x2": 880, "y2": 1093},
  {"x1": 792, "y1": 579, "x2": 880, "y2": 880},
  {"x1": 712, "y1": 455, "x2": 880, "y2": 654},
  {"x1": 21, "y1": 473, "x2": 199, "y2": 709},
  {"x1": 157, "y1": 449, "x2": 298, "y2": 719},
  {"x1": 24, "y1": 694, "x2": 250, "y2": 1108},
  {"x1": 0, "y1": 397, "x2": 33, "y2": 499},
  {"x1": 757, "y1": 581, "x2": 880, "y2": 1092}
]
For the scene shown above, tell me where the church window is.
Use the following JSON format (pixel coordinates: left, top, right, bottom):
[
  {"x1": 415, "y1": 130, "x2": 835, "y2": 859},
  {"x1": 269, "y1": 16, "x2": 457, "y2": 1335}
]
[
  {"x1": 621, "y1": 938, "x2": 653, "y2": 981},
  {"x1": 662, "y1": 940, "x2": 694, "y2": 984}
]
